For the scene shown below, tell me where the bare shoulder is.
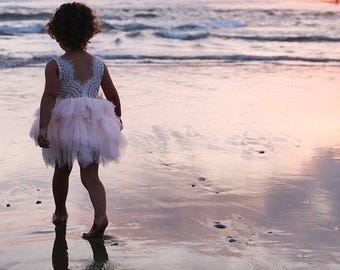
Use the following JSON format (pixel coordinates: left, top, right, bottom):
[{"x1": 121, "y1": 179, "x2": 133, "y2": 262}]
[
  {"x1": 46, "y1": 58, "x2": 58, "y2": 67},
  {"x1": 85, "y1": 51, "x2": 97, "y2": 62},
  {"x1": 100, "y1": 59, "x2": 110, "y2": 75},
  {"x1": 103, "y1": 61, "x2": 108, "y2": 71},
  {"x1": 45, "y1": 59, "x2": 58, "y2": 71},
  {"x1": 45, "y1": 59, "x2": 58, "y2": 76}
]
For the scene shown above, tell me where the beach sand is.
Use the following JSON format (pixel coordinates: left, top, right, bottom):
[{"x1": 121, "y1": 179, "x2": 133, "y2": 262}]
[{"x1": 1, "y1": 61, "x2": 340, "y2": 269}]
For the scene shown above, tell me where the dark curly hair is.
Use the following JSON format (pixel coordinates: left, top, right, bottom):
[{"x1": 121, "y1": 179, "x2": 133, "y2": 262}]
[{"x1": 46, "y1": 2, "x2": 101, "y2": 49}]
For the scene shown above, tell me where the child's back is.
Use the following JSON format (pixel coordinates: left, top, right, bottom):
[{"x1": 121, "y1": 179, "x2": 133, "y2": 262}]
[
  {"x1": 54, "y1": 52, "x2": 104, "y2": 98},
  {"x1": 60, "y1": 52, "x2": 95, "y2": 84},
  {"x1": 30, "y1": 50, "x2": 126, "y2": 168}
]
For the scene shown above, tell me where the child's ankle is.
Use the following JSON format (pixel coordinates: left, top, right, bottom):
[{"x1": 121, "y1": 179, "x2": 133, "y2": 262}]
[{"x1": 94, "y1": 215, "x2": 108, "y2": 224}]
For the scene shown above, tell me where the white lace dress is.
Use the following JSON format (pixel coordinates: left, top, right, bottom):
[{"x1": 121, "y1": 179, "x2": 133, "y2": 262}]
[{"x1": 30, "y1": 56, "x2": 126, "y2": 168}]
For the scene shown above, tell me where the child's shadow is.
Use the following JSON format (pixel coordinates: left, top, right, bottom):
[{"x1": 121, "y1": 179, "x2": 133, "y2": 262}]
[{"x1": 52, "y1": 223, "x2": 109, "y2": 270}]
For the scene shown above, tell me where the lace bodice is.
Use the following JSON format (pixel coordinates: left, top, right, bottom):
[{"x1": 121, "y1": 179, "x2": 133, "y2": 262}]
[{"x1": 54, "y1": 56, "x2": 104, "y2": 99}]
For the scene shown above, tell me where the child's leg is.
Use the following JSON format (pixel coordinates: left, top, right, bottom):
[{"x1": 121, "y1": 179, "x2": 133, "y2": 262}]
[
  {"x1": 80, "y1": 162, "x2": 108, "y2": 238},
  {"x1": 52, "y1": 163, "x2": 72, "y2": 223}
]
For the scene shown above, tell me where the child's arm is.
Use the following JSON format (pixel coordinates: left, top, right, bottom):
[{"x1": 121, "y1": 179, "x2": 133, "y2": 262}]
[
  {"x1": 101, "y1": 64, "x2": 121, "y2": 118},
  {"x1": 37, "y1": 60, "x2": 58, "y2": 148}
]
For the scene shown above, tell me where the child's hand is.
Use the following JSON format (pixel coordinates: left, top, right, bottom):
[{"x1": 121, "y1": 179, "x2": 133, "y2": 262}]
[{"x1": 38, "y1": 129, "x2": 50, "y2": 148}]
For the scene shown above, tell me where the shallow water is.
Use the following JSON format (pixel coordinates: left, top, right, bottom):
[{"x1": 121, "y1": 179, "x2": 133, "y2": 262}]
[
  {"x1": 1, "y1": 61, "x2": 340, "y2": 269},
  {"x1": 0, "y1": 0, "x2": 339, "y2": 67}
]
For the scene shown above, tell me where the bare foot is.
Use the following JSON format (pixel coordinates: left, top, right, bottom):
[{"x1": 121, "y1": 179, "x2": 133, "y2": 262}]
[
  {"x1": 82, "y1": 216, "x2": 108, "y2": 239},
  {"x1": 52, "y1": 213, "x2": 68, "y2": 225}
]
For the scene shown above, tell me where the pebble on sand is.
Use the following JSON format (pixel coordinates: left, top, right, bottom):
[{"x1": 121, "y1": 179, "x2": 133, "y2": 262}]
[
  {"x1": 6, "y1": 203, "x2": 11, "y2": 207},
  {"x1": 36, "y1": 200, "x2": 42, "y2": 204},
  {"x1": 192, "y1": 184, "x2": 196, "y2": 187},
  {"x1": 229, "y1": 238, "x2": 237, "y2": 243},
  {"x1": 198, "y1": 177, "x2": 206, "y2": 181},
  {"x1": 214, "y1": 223, "x2": 227, "y2": 229},
  {"x1": 259, "y1": 151, "x2": 265, "y2": 154}
]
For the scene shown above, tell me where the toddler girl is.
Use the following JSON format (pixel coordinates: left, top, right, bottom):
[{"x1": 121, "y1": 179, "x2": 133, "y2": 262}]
[{"x1": 30, "y1": 2, "x2": 126, "y2": 238}]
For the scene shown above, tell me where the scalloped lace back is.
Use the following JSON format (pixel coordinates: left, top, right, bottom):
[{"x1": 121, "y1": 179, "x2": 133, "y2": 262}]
[{"x1": 54, "y1": 56, "x2": 104, "y2": 99}]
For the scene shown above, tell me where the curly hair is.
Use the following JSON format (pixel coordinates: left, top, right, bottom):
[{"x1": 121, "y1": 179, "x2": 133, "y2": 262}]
[{"x1": 46, "y1": 2, "x2": 101, "y2": 49}]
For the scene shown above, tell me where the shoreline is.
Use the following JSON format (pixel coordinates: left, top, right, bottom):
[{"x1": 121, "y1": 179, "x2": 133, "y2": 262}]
[{"x1": 1, "y1": 62, "x2": 340, "y2": 269}]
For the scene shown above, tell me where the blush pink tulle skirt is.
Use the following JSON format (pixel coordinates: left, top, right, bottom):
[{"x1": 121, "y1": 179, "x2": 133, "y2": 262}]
[{"x1": 30, "y1": 97, "x2": 127, "y2": 168}]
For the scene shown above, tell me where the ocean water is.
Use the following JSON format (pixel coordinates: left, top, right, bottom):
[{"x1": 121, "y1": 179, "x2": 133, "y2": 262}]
[{"x1": 0, "y1": 0, "x2": 339, "y2": 67}]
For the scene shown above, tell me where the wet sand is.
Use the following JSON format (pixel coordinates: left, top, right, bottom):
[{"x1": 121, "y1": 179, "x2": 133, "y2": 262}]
[{"x1": 0, "y1": 62, "x2": 340, "y2": 269}]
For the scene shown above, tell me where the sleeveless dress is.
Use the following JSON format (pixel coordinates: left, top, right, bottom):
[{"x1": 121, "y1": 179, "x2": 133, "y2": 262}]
[{"x1": 29, "y1": 56, "x2": 126, "y2": 168}]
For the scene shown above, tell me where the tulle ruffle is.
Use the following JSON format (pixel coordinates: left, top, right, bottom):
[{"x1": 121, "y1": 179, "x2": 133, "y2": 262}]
[{"x1": 30, "y1": 97, "x2": 126, "y2": 168}]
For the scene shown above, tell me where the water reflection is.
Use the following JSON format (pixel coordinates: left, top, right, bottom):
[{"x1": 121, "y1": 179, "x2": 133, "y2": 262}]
[
  {"x1": 52, "y1": 224, "x2": 109, "y2": 270},
  {"x1": 52, "y1": 224, "x2": 69, "y2": 270},
  {"x1": 260, "y1": 147, "x2": 340, "y2": 263},
  {"x1": 85, "y1": 239, "x2": 109, "y2": 270}
]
